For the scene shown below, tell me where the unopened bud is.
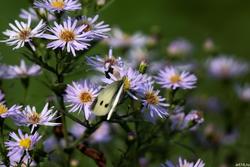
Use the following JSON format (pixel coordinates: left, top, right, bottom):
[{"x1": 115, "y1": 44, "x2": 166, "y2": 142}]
[{"x1": 138, "y1": 61, "x2": 148, "y2": 74}]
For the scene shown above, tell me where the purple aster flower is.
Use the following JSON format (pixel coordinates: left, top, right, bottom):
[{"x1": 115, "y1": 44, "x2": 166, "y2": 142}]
[
  {"x1": 89, "y1": 122, "x2": 111, "y2": 143},
  {"x1": 86, "y1": 48, "x2": 124, "y2": 75},
  {"x1": 182, "y1": 110, "x2": 204, "y2": 131},
  {"x1": 236, "y1": 84, "x2": 250, "y2": 102},
  {"x1": 34, "y1": 0, "x2": 81, "y2": 13},
  {"x1": 104, "y1": 28, "x2": 149, "y2": 48},
  {"x1": 43, "y1": 17, "x2": 92, "y2": 56},
  {"x1": 8, "y1": 59, "x2": 41, "y2": 78},
  {"x1": 70, "y1": 122, "x2": 111, "y2": 143},
  {"x1": 20, "y1": 7, "x2": 55, "y2": 21},
  {"x1": 137, "y1": 84, "x2": 169, "y2": 121},
  {"x1": 1, "y1": 16, "x2": 46, "y2": 51},
  {"x1": 155, "y1": 66, "x2": 197, "y2": 90},
  {"x1": 170, "y1": 109, "x2": 204, "y2": 131},
  {"x1": 169, "y1": 112, "x2": 185, "y2": 131},
  {"x1": 166, "y1": 38, "x2": 193, "y2": 57},
  {"x1": 0, "y1": 103, "x2": 22, "y2": 118},
  {"x1": 161, "y1": 157, "x2": 205, "y2": 167},
  {"x1": 78, "y1": 15, "x2": 111, "y2": 39},
  {"x1": 65, "y1": 80, "x2": 100, "y2": 120},
  {"x1": 127, "y1": 48, "x2": 149, "y2": 68},
  {"x1": 5, "y1": 129, "x2": 41, "y2": 165},
  {"x1": 206, "y1": 55, "x2": 248, "y2": 79},
  {"x1": 13, "y1": 103, "x2": 60, "y2": 133}
]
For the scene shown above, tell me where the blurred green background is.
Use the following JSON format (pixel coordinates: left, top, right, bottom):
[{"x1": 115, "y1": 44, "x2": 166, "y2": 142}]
[{"x1": 0, "y1": 0, "x2": 250, "y2": 166}]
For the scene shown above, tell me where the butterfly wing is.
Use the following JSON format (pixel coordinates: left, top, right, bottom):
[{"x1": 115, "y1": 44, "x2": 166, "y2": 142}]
[
  {"x1": 92, "y1": 81, "x2": 122, "y2": 116},
  {"x1": 107, "y1": 82, "x2": 124, "y2": 120}
]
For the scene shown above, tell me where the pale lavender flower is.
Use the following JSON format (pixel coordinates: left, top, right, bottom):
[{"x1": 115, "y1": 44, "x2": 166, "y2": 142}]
[
  {"x1": 170, "y1": 109, "x2": 204, "y2": 131},
  {"x1": 155, "y1": 66, "x2": 197, "y2": 90},
  {"x1": 104, "y1": 28, "x2": 148, "y2": 48},
  {"x1": 14, "y1": 103, "x2": 60, "y2": 133},
  {"x1": 127, "y1": 48, "x2": 149, "y2": 68},
  {"x1": 138, "y1": 84, "x2": 169, "y2": 121},
  {"x1": 43, "y1": 135, "x2": 59, "y2": 153},
  {"x1": 8, "y1": 59, "x2": 41, "y2": 78},
  {"x1": 69, "y1": 123, "x2": 86, "y2": 138},
  {"x1": 161, "y1": 157, "x2": 205, "y2": 167},
  {"x1": 1, "y1": 16, "x2": 46, "y2": 51},
  {"x1": 89, "y1": 122, "x2": 111, "y2": 143},
  {"x1": 43, "y1": 17, "x2": 91, "y2": 56},
  {"x1": 167, "y1": 38, "x2": 193, "y2": 57},
  {"x1": 65, "y1": 80, "x2": 100, "y2": 120},
  {"x1": 34, "y1": 0, "x2": 81, "y2": 13},
  {"x1": 0, "y1": 65, "x2": 9, "y2": 79},
  {"x1": 236, "y1": 84, "x2": 250, "y2": 102},
  {"x1": 169, "y1": 112, "x2": 185, "y2": 131},
  {"x1": 20, "y1": 7, "x2": 55, "y2": 21},
  {"x1": 183, "y1": 110, "x2": 204, "y2": 131},
  {"x1": 43, "y1": 135, "x2": 66, "y2": 153},
  {"x1": 206, "y1": 55, "x2": 248, "y2": 79},
  {"x1": 78, "y1": 15, "x2": 111, "y2": 39},
  {"x1": 0, "y1": 103, "x2": 22, "y2": 118},
  {"x1": 5, "y1": 129, "x2": 41, "y2": 164},
  {"x1": 86, "y1": 48, "x2": 124, "y2": 75},
  {"x1": 70, "y1": 122, "x2": 111, "y2": 143}
]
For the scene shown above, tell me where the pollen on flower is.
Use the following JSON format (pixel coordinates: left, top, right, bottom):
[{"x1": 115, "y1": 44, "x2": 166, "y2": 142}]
[
  {"x1": 170, "y1": 74, "x2": 181, "y2": 84},
  {"x1": 19, "y1": 138, "x2": 31, "y2": 149},
  {"x1": 0, "y1": 104, "x2": 8, "y2": 115},
  {"x1": 123, "y1": 77, "x2": 130, "y2": 91},
  {"x1": 51, "y1": 0, "x2": 65, "y2": 9},
  {"x1": 145, "y1": 92, "x2": 159, "y2": 105},
  {"x1": 79, "y1": 92, "x2": 92, "y2": 103},
  {"x1": 18, "y1": 29, "x2": 31, "y2": 40},
  {"x1": 59, "y1": 30, "x2": 75, "y2": 42},
  {"x1": 28, "y1": 112, "x2": 40, "y2": 124}
]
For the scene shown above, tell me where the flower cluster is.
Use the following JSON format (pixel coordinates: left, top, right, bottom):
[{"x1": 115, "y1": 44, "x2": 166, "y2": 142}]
[
  {"x1": 1, "y1": 0, "x2": 248, "y2": 166},
  {"x1": 1, "y1": 1, "x2": 110, "y2": 56}
]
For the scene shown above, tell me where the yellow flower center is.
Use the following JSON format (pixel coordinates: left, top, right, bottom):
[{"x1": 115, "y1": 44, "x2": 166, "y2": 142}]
[
  {"x1": 0, "y1": 104, "x2": 8, "y2": 115},
  {"x1": 18, "y1": 29, "x2": 31, "y2": 40},
  {"x1": 28, "y1": 112, "x2": 40, "y2": 124},
  {"x1": 79, "y1": 92, "x2": 92, "y2": 103},
  {"x1": 51, "y1": 0, "x2": 65, "y2": 9},
  {"x1": 19, "y1": 138, "x2": 31, "y2": 149},
  {"x1": 59, "y1": 30, "x2": 75, "y2": 42},
  {"x1": 145, "y1": 92, "x2": 159, "y2": 105},
  {"x1": 123, "y1": 77, "x2": 130, "y2": 91},
  {"x1": 170, "y1": 74, "x2": 181, "y2": 84}
]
